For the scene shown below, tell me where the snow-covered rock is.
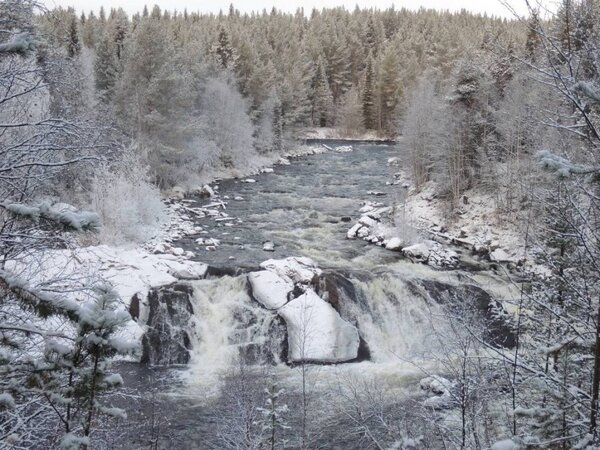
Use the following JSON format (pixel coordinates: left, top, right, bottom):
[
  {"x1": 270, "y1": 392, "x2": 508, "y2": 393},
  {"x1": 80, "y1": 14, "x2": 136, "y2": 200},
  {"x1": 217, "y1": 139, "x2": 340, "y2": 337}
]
[
  {"x1": 367, "y1": 191, "x2": 387, "y2": 196},
  {"x1": 359, "y1": 201, "x2": 384, "y2": 213},
  {"x1": 169, "y1": 264, "x2": 208, "y2": 280},
  {"x1": 358, "y1": 215, "x2": 378, "y2": 228},
  {"x1": 420, "y1": 376, "x2": 455, "y2": 409},
  {"x1": 261, "y1": 167, "x2": 274, "y2": 173},
  {"x1": 278, "y1": 157, "x2": 291, "y2": 165},
  {"x1": 385, "y1": 237, "x2": 404, "y2": 251},
  {"x1": 346, "y1": 223, "x2": 362, "y2": 239},
  {"x1": 402, "y1": 240, "x2": 458, "y2": 268},
  {"x1": 334, "y1": 145, "x2": 353, "y2": 153},
  {"x1": 195, "y1": 237, "x2": 221, "y2": 247},
  {"x1": 357, "y1": 227, "x2": 370, "y2": 238},
  {"x1": 259, "y1": 257, "x2": 321, "y2": 285},
  {"x1": 279, "y1": 289, "x2": 360, "y2": 363},
  {"x1": 387, "y1": 157, "x2": 399, "y2": 166},
  {"x1": 198, "y1": 184, "x2": 215, "y2": 197},
  {"x1": 171, "y1": 247, "x2": 185, "y2": 256},
  {"x1": 402, "y1": 242, "x2": 432, "y2": 261},
  {"x1": 5, "y1": 245, "x2": 210, "y2": 351},
  {"x1": 242, "y1": 178, "x2": 257, "y2": 183},
  {"x1": 490, "y1": 248, "x2": 511, "y2": 262},
  {"x1": 248, "y1": 271, "x2": 293, "y2": 309},
  {"x1": 234, "y1": 196, "x2": 244, "y2": 201},
  {"x1": 262, "y1": 241, "x2": 275, "y2": 252}
]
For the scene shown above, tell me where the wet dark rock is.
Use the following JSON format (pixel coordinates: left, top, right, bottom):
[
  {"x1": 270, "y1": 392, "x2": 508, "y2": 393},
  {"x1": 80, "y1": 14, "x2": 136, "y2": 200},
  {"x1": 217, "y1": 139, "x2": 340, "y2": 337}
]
[
  {"x1": 205, "y1": 265, "x2": 250, "y2": 278},
  {"x1": 129, "y1": 293, "x2": 141, "y2": 321},
  {"x1": 341, "y1": 216, "x2": 352, "y2": 222},
  {"x1": 141, "y1": 283, "x2": 194, "y2": 365},
  {"x1": 239, "y1": 315, "x2": 288, "y2": 366},
  {"x1": 407, "y1": 279, "x2": 516, "y2": 348},
  {"x1": 314, "y1": 271, "x2": 370, "y2": 315}
]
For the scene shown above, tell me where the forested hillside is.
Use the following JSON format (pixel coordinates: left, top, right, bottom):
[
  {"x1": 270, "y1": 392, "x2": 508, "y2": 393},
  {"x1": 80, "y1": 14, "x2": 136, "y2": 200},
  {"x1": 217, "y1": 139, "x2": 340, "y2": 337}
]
[{"x1": 36, "y1": 4, "x2": 523, "y2": 186}]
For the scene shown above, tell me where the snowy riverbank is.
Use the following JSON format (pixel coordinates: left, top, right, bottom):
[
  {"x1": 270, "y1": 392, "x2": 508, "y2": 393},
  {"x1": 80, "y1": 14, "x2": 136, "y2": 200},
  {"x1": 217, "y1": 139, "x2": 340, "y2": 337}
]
[{"x1": 345, "y1": 158, "x2": 546, "y2": 275}]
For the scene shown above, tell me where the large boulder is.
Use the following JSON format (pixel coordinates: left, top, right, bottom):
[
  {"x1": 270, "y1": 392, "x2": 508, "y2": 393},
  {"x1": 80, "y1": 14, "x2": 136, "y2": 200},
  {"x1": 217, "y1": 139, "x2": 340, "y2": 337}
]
[
  {"x1": 278, "y1": 289, "x2": 360, "y2": 363},
  {"x1": 248, "y1": 270, "x2": 293, "y2": 309},
  {"x1": 141, "y1": 283, "x2": 195, "y2": 365}
]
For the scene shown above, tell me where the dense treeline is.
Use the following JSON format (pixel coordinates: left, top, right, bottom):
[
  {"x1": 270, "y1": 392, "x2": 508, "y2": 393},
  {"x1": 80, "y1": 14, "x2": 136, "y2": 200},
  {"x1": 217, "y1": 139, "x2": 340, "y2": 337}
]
[{"x1": 37, "y1": 4, "x2": 523, "y2": 189}]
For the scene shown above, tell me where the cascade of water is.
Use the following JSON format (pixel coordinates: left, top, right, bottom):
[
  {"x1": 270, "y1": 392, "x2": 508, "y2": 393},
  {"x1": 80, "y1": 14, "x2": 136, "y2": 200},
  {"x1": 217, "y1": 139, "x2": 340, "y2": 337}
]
[
  {"x1": 342, "y1": 274, "x2": 448, "y2": 364},
  {"x1": 185, "y1": 276, "x2": 285, "y2": 394}
]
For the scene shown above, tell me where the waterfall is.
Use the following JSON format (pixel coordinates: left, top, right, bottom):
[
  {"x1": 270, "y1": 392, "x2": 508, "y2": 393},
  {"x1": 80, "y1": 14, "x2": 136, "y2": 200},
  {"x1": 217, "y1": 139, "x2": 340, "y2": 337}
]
[
  {"x1": 185, "y1": 275, "x2": 285, "y2": 394},
  {"x1": 181, "y1": 269, "x2": 452, "y2": 397},
  {"x1": 345, "y1": 274, "x2": 448, "y2": 364}
]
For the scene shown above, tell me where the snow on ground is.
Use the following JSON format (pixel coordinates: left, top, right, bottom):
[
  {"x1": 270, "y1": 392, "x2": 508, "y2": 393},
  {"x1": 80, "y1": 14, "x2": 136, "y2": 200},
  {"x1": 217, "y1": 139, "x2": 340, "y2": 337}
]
[
  {"x1": 346, "y1": 156, "x2": 543, "y2": 273},
  {"x1": 6, "y1": 245, "x2": 207, "y2": 350},
  {"x1": 296, "y1": 127, "x2": 392, "y2": 141},
  {"x1": 400, "y1": 177, "x2": 544, "y2": 272}
]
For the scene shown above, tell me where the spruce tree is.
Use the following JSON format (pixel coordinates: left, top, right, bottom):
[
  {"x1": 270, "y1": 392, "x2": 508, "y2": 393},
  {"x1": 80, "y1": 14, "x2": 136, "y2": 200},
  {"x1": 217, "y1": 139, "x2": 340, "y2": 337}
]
[
  {"x1": 66, "y1": 12, "x2": 80, "y2": 58},
  {"x1": 362, "y1": 52, "x2": 376, "y2": 129},
  {"x1": 312, "y1": 58, "x2": 334, "y2": 127}
]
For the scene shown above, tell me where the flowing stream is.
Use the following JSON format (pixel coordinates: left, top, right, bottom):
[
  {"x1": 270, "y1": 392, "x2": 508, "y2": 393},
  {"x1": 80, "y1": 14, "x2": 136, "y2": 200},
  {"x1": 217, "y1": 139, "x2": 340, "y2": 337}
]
[{"x1": 111, "y1": 143, "x2": 519, "y2": 449}]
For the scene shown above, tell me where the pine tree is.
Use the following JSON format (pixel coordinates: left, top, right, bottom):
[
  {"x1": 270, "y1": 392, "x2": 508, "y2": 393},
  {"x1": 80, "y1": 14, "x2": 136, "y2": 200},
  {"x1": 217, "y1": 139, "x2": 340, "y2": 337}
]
[
  {"x1": 66, "y1": 12, "x2": 80, "y2": 58},
  {"x1": 312, "y1": 58, "x2": 334, "y2": 127},
  {"x1": 110, "y1": 8, "x2": 129, "y2": 60},
  {"x1": 94, "y1": 30, "x2": 119, "y2": 100},
  {"x1": 377, "y1": 44, "x2": 402, "y2": 134},
  {"x1": 362, "y1": 52, "x2": 376, "y2": 129},
  {"x1": 81, "y1": 11, "x2": 96, "y2": 48},
  {"x1": 213, "y1": 26, "x2": 235, "y2": 69}
]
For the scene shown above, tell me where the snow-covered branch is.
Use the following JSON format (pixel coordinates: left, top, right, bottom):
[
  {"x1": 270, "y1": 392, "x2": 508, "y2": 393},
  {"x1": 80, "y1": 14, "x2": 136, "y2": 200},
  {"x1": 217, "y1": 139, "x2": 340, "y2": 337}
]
[{"x1": 536, "y1": 150, "x2": 600, "y2": 177}]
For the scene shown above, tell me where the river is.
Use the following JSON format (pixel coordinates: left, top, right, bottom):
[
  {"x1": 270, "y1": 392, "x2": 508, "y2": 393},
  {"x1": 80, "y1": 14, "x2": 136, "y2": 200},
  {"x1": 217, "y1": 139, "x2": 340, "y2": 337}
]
[{"x1": 106, "y1": 143, "x2": 518, "y2": 449}]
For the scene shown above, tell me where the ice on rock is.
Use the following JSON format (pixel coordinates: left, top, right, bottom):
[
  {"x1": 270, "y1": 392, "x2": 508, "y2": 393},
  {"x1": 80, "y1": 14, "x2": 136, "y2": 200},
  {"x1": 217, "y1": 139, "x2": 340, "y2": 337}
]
[
  {"x1": 278, "y1": 289, "x2": 360, "y2": 363},
  {"x1": 248, "y1": 271, "x2": 293, "y2": 309}
]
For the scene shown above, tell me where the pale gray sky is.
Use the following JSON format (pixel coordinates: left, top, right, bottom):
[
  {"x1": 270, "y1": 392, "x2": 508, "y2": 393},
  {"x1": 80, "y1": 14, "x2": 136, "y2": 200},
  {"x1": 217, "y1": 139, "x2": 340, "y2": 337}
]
[{"x1": 41, "y1": 0, "x2": 537, "y2": 18}]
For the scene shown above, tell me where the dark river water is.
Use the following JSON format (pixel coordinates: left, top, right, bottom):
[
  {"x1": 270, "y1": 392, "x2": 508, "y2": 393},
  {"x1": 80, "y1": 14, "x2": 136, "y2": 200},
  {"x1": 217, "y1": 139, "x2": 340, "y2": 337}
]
[{"x1": 177, "y1": 142, "x2": 402, "y2": 271}]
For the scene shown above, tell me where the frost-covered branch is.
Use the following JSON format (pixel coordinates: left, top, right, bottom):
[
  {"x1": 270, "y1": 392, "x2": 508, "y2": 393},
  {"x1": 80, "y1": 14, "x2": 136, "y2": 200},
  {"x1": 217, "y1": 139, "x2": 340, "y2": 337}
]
[
  {"x1": 0, "y1": 32, "x2": 35, "y2": 55},
  {"x1": 1, "y1": 202, "x2": 101, "y2": 232},
  {"x1": 536, "y1": 150, "x2": 600, "y2": 177}
]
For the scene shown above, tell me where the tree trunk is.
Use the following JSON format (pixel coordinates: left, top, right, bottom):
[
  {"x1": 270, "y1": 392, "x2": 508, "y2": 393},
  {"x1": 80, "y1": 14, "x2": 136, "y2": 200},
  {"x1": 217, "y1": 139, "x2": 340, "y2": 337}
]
[{"x1": 590, "y1": 295, "x2": 600, "y2": 437}]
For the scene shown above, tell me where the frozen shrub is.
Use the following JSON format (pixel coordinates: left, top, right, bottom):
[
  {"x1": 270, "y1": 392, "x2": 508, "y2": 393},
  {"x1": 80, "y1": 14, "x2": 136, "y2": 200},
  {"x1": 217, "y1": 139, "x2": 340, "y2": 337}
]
[{"x1": 90, "y1": 148, "x2": 167, "y2": 244}]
